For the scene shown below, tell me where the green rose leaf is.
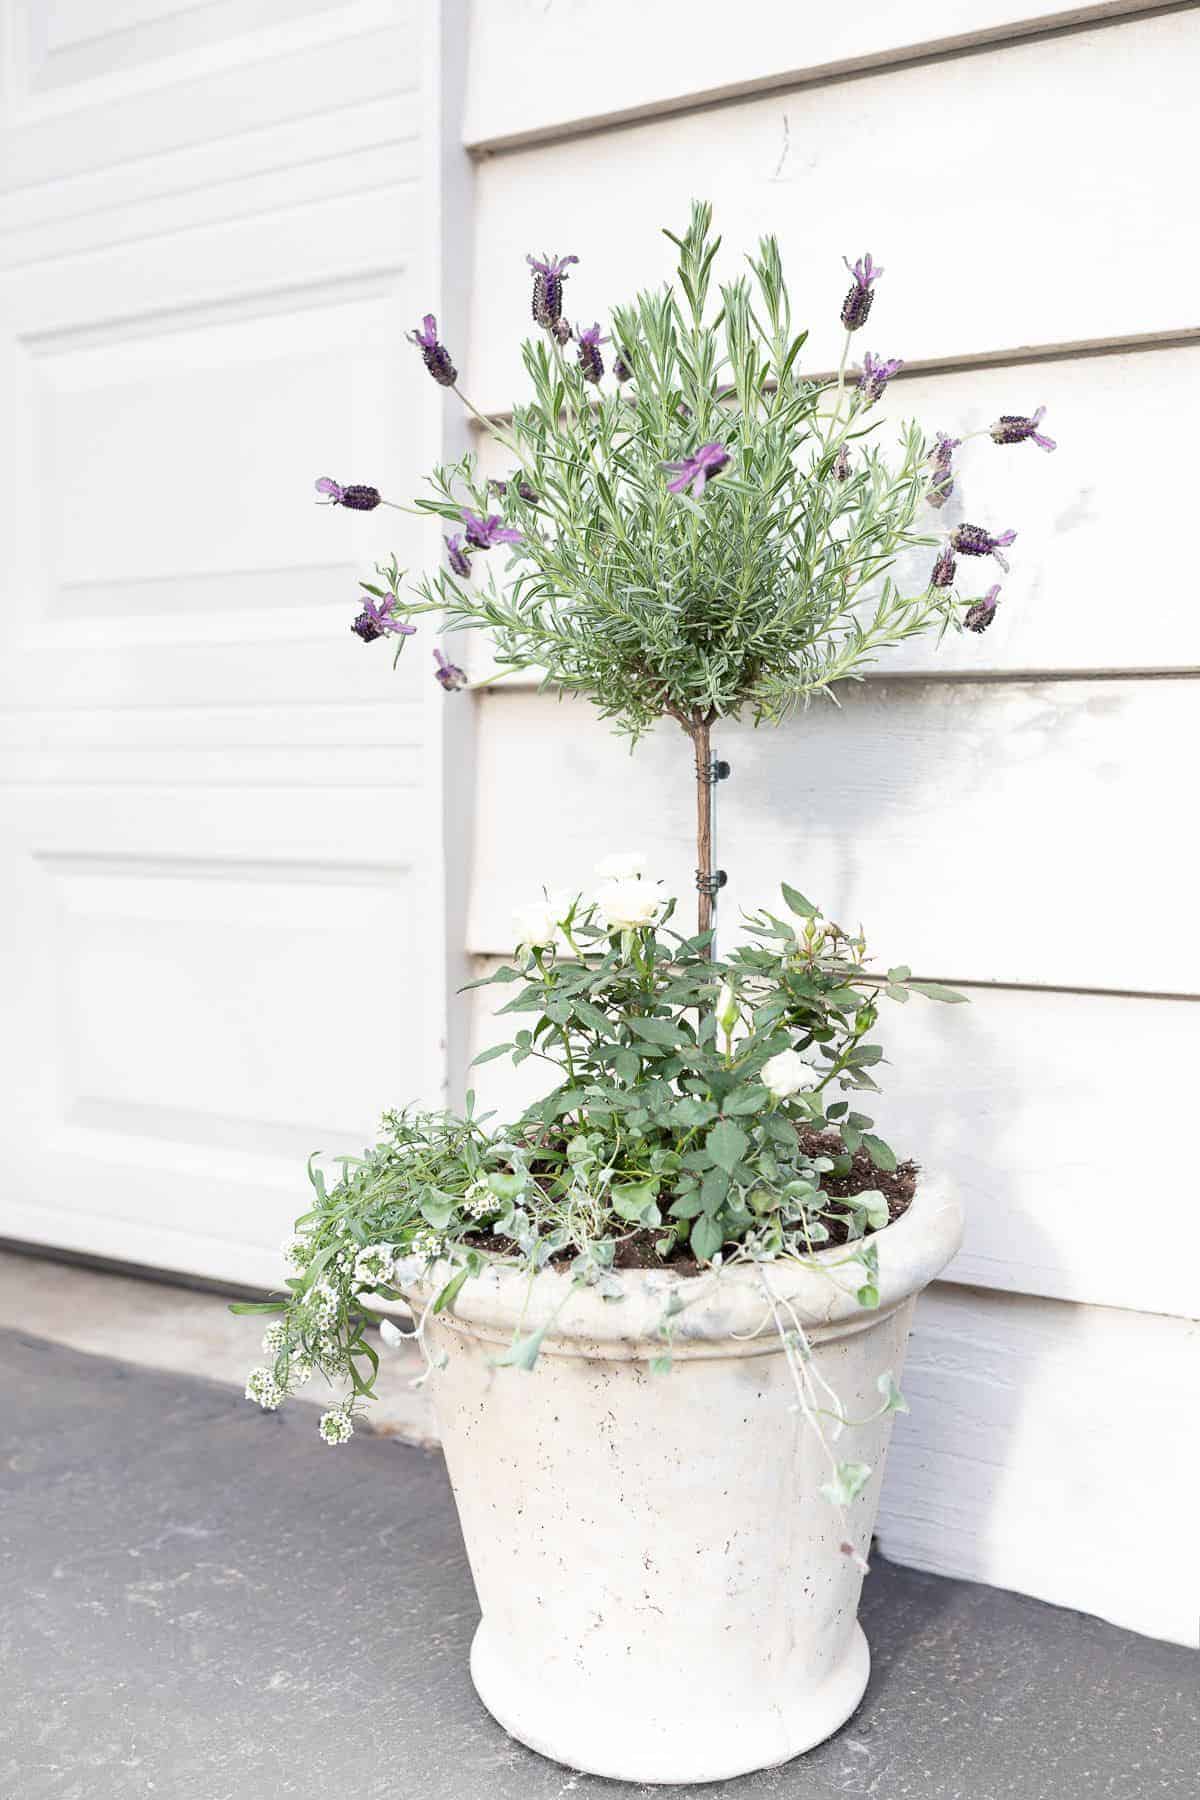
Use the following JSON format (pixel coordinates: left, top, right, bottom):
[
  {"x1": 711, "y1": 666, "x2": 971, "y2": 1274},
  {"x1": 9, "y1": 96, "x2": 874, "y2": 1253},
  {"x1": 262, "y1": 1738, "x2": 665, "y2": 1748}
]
[
  {"x1": 690, "y1": 1213, "x2": 724, "y2": 1263},
  {"x1": 861, "y1": 1133, "x2": 897, "y2": 1173},
  {"x1": 706, "y1": 1119, "x2": 749, "y2": 1174},
  {"x1": 907, "y1": 981, "x2": 968, "y2": 1004},
  {"x1": 780, "y1": 882, "x2": 819, "y2": 918}
]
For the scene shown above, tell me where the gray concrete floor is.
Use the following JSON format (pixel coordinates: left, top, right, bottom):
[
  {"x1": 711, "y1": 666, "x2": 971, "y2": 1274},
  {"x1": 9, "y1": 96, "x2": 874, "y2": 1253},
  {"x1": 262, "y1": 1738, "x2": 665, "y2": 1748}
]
[{"x1": 1, "y1": 1322, "x2": 1197, "y2": 1799}]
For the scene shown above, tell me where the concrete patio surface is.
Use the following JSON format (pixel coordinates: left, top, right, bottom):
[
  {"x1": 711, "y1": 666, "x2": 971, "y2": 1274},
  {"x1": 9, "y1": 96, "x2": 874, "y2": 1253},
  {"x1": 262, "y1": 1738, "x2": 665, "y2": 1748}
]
[{"x1": 0, "y1": 1309, "x2": 1196, "y2": 1799}]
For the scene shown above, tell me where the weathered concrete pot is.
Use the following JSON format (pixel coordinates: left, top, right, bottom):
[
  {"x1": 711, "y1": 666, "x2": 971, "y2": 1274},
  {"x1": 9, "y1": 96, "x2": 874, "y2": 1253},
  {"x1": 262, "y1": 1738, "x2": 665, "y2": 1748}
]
[{"x1": 390, "y1": 1182, "x2": 961, "y2": 1785}]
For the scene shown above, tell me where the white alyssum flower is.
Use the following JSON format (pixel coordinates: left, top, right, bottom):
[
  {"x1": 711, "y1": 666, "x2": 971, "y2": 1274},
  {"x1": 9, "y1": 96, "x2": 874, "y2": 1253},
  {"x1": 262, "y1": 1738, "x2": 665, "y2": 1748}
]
[
  {"x1": 409, "y1": 1229, "x2": 443, "y2": 1263},
  {"x1": 318, "y1": 1405, "x2": 354, "y2": 1446},
  {"x1": 761, "y1": 1049, "x2": 821, "y2": 1100},
  {"x1": 261, "y1": 1321, "x2": 288, "y2": 1356},
  {"x1": 461, "y1": 1181, "x2": 497, "y2": 1221},
  {"x1": 512, "y1": 889, "x2": 574, "y2": 952},
  {"x1": 595, "y1": 850, "x2": 647, "y2": 881},
  {"x1": 353, "y1": 1244, "x2": 396, "y2": 1289},
  {"x1": 596, "y1": 875, "x2": 670, "y2": 932},
  {"x1": 287, "y1": 1352, "x2": 314, "y2": 1390},
  {"x1": 308, "y1": 1280, "x2": 339, "y2": 1328},
  {"x1": 245, "y1": 1367, "x2": 284, "y2": 1410},
  {"x1": 281, "y1": 1235, "x2": 309, "y2": 1271}
]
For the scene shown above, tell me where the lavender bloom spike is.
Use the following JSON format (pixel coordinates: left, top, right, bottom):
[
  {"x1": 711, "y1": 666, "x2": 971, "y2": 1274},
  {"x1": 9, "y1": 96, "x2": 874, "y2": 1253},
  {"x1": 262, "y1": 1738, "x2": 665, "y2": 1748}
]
[
  {"x1": 351, "y1": 594, "x2": 417, "y2": 644},
  {"x1": 527, "y1": 253, "x2": 579, "y2": 329},
  {"x1": 462, "y1": 510, "x2": 524, "y2": 550},
  {"x1": 550, "y1": 317, "x2": 573, "y2": 347},
  {"x1": 926, "y1": 433, "x2": 961, "y2": 510},
  {"x1": 855, "y1": 352, "x2": 903, "y2": 407},
  {"x1": 930, "y1": 546, "x2": 957, "y2": 589},
  {"x1": 841, "y1": 253, "x2": 884, "y2": 331},
  {"x1": 488, "y1": 475, "x2": 540, "y2": 504},
  {"x1": 990, "y1": 405, "x2": 1057, "y2": 452},
  {"x1": 833, "y1": 446, "x2": 851, "y2": 482},
  {"x1": 315, "y1": 477, "x2": 381, "y2": 511},
  {"x1": 433, "y1": 648, "x2": 469, "y2": 692},
  {"x1": 576, "y1": 323, "x2": 609, "y2": 385},
  {"x1": 951, "y1": 522, "x2": 1018, "y2": 573},
  {"x1": 445, "y1": 535, "x2": 472, "y2": 578},
  {"x1": 407, "y1": 314, "x2": 457, "y2": 387},
  {"x1": 965, "y1": 585, "x2": 1001, "y2": 633},
  {"x1": 613, "y1": 347, "x2": 634, "y2": 384},
  {"x1": 663, "y1": 442, "x2": 731, "y2": 498}
]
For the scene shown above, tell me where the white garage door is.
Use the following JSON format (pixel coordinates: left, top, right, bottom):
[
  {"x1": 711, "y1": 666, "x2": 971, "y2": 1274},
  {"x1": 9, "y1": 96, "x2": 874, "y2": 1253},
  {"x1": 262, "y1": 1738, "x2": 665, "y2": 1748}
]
[{"x1": 0, "y1": 2, "x2": 450, "y2": 1286}]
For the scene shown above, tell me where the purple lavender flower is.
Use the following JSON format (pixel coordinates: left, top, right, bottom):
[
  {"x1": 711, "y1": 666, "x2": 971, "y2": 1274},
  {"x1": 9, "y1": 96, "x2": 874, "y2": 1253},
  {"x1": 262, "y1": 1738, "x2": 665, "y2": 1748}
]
[
  {"x1": 951, "y1": 522, "x2": 1018, "y2": 572},
  {"x1": 433, "y1": 648, "x2": 469, "y2": 691},
  {"x1": 613, "y1": 349, "x2": 634, "y2": 384},
  {"x1": 663, "y1": 442, "x2": 731, "y2": 498},
  {"x1": 462, "y1": 510, "x2": 523, "y2": 550},
  {"x1": 964, "y1": 585, "x2": 1001, "y2": 633},
  {"x1": 833, "y1": 446, "x2": 851, "y2": 482},
  {"x1": 990, "y1": 406, "x2": 1056, "y2": 452},
  {"x1": 351, "y1": 595, "x2": 417, "y2": 643},
  {"x1": 926, "y1": 433, "x2": 961, "y2": 510},
  {"x1": 315, "y1": 477, "x2": 381, "y2": 511},
  {"x1": 407, "y1": 314, "x2": 457, "y2": 387},
  {"x1": 841, "y1": 254, "x2": 883, "y2": 332},
  {"x1": 527, "y1": 253, "x2": 579, "y2": 329},
  {"x1": 576, "y1": 323, "x2": 609, "y2": 385},
  {"x1": 445, "y1": 535, "x2": 472, "y2": 578},
  {"x1": 855, "y1": 352, "x2": 903, "y2": 407},
  {"x1": 930, "y1": 546, "x2": 957, "y2": 589},
  {"x1": 488, "y1": 475, "x2": 540, "y2": 504},
  {"x1": 550, "y1": 317, "x2": 573, "y2": 347}
]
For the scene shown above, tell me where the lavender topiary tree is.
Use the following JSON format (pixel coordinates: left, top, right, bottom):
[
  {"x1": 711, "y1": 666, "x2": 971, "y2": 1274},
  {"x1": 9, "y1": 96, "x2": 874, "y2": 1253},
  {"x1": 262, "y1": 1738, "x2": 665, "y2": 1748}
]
[{"x1": 318, "y1": 201, "x2": 1053, "y2": 948}]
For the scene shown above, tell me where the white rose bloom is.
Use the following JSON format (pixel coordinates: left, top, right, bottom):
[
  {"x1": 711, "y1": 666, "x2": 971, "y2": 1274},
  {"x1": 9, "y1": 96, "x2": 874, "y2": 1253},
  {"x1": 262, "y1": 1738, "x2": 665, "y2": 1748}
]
[
  {"x1": 596, "y1": 876, "x2": 669, "y2": 931},
  {"x1": 761, "y1": 1048, "x2": 820, "y2": 1099},
  {"x1": 512, "y1": 889, "x2": 574, "y2": 951},
  {"x1": 595, "y1": 850, "x2": 647, "y2": 881}
]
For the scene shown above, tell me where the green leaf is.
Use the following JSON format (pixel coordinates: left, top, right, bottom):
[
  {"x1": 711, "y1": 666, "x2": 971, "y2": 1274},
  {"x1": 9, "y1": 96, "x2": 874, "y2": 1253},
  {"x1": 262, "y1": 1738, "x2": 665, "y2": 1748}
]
[
  {"x1": 491, "y1": 1325, "x2": 548, "y2": 1371},
  {"x1": 419, "y1": 1195, "x2": 453, "y2": 1231},
  {"x1": 670, "y1": 1095, "x2": 718, "y2": 1128},
  {"x1": 433, "y1": 1265, "x2": 473, "y2": 1315},
  {"x1": 861, "y1": 1133, "x2": 897, "y2": 1173},
  {"x1": 886, "y1": 965, "x2": 912, "y2": 983},
  {"x1": 877, "y1": 1371, "x2": 909, "y2": 1415},
  {"x1": 667, "y1": 1192, "x2": 705, "y2": 1220},
  {"x1": 690, "y1": 1213, "x2": 724, "y2": 1263},
  {"x1": 907, "y1": 981, "x2": 968, "y2": 1004},
  {"x1": 780, "y1": 882, "x2": 819, "y2": 919},
  {"x1": 857, "y1": 1283, "x2": 880, "y2": 1309},
  {"x1": 706, "y1": 1118, "x2": 749, "y2": 1175},
  {"x1": 228, "y1": 1301, "x2": 287, "y2": 1316},
  {"x1": 723, "y1": 1084, "x2": 769, "y2": 1116},
  {"x1": 613, "y1": 1049, "x2": 640, "y2": 1084},
  {"x1": 630, "y1": 1016, "x2": 683, "y2": 1046},
  {"x1": 611, "y1": 1181, "x2": 662, "y2": 1226},
  {"x1": 819, "y1": 1461, "x2": 873, "y2": 1507},
  {"x1": 857, "y1": 1189, "x2": 891, "y2": 1231},
  {"x1": 469, "y1": 1042, "x2": 513, "y2": 1067},
  {"x1": 649, "y1": 1355, "x2": 673, "y2": 1377}
]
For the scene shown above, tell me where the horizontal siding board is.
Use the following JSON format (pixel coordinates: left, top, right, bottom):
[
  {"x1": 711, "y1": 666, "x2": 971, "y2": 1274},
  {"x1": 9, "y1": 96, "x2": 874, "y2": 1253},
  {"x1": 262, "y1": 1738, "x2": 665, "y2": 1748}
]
[
  {"x1": 465, "y1": 972, "x2": 1199, "y2": 1319},
  {"x1": 464, "y1": 1, "x2": 1166, "y2": 148},
  {"x1": 468, "y1": 11, "x2": 1196, "y2": 414},
  {"x1": 881, "y1": 1286, "x2": 1200, "y2": 1645},
  {"x1": 467, "y1": 680, "x2": 1194, "y2": 994},
  {"x1": 469, "y1": 342, "x2": 1199, "y2": 678}
]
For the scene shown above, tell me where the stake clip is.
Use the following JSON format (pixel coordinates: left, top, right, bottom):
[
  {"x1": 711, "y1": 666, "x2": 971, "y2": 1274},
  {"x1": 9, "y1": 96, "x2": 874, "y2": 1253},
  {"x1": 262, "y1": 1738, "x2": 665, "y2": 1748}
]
[
  {"x1": 699, "y1": 758, "x2": 731, "y2": 785},
  {"x1": 696, "y1": 870, "x2": 728, "y2": 896}
]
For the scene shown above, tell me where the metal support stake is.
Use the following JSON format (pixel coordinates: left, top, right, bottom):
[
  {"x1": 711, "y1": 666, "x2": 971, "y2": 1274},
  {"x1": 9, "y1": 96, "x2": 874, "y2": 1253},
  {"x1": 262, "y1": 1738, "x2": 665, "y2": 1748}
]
[{"x1": 696, "y1": 754, "x2": 730, "y2": 956}]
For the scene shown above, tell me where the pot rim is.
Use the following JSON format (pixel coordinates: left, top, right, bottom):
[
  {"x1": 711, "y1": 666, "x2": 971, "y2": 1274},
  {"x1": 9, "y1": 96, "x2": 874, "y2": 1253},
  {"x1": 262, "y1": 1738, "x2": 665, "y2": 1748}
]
[{"x1": 372, "y1": 1178, "x2": 962, "y2": 1361}]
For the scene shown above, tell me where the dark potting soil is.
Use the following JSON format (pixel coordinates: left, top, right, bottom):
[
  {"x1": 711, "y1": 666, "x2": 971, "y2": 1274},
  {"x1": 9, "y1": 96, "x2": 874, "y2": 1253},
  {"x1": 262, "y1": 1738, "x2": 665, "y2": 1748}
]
[{"x1": 466, "y1": 1129, "x2": 917, "y2": 1276}]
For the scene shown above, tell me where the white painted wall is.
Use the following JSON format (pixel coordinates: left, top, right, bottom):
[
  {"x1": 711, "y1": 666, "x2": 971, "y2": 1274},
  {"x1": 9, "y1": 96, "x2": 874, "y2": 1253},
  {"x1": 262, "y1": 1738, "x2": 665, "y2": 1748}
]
[{"x1": 455, "y1": 3, "x2": 1200, "y2": 1645}]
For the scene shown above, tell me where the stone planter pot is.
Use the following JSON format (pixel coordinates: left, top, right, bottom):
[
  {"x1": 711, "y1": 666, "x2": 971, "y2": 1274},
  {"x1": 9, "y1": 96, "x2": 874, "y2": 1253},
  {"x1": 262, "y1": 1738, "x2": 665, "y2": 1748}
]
[{"x1": 385, "y1": 1181, "x2": 962, "y2": 1785}]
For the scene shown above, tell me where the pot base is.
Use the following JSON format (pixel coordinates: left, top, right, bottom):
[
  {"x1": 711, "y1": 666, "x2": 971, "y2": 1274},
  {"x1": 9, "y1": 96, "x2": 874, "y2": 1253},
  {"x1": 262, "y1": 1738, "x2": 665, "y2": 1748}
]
[{"x1": 469, "y1": 1617, "x2": 871, "y2": 1786}]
